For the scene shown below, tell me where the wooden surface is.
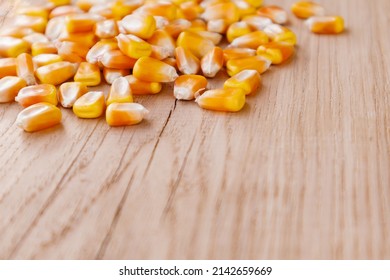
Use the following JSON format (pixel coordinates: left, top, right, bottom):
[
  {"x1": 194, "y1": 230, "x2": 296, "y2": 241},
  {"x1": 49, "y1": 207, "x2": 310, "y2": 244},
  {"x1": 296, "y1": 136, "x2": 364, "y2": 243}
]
[{"x1": 1, "y1": 0, "x2": 390, "y2": 260}]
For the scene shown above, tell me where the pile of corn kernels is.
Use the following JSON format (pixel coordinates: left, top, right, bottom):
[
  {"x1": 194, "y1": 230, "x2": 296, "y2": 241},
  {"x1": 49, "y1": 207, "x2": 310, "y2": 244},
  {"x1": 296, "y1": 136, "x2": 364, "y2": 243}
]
[{"x1": 0, "y1": 0, "x2": 344, "y2": 132}]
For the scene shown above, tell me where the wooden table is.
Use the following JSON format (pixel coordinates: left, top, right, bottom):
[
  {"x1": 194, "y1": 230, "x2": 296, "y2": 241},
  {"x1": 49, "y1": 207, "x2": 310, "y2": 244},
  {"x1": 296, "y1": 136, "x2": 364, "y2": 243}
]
[{"x1": 0, "y1": 0, "x2": 389, "y2": 259}]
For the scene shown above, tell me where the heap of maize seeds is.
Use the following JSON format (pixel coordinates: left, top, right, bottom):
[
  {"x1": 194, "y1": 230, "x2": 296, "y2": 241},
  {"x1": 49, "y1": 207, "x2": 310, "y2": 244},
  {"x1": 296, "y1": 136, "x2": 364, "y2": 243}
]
[{"x1": 0, "y1": 0, "x2": 344, "y2": 132}]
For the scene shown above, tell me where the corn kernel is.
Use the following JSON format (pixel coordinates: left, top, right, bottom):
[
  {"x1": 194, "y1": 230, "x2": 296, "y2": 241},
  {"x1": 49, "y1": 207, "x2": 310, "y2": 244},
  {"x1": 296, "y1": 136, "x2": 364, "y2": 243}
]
[
  {"x1": 175, "y1": 46, "x2": 200, "y2": 75},
  {"x1": 133, "y1": 57, "x2": 178, "y2": 82},
  {"x1": 150, "y1": 45, "x2": 171, "y2": 60},
  {"x1": 106, "y1": 103, "x2": 149, "y2": 126},
  {"x1": 65, "y1": 14, "x2": 102, "y2": 33},
  {"x1": 59, "y1": 82, "x2": 88, "y2": 108},
  {"x1": 226, "y1": 22, "x2": 252, "y2": 43},
  {"x1": 49, "y1": 5, "x2": 83, "y2": 18},
  {"x1": 226, "y1": 55, "x2": 271, "y2": 76},
  {"x1": 291, "y1": 1, "x2": 325, "y2": 19},
  {"x1": 224, "y1": 69, "x2": 261, "y2": 95},
  {"x1": 100, "y1": 50, "x2": 137, "y2": 70},
  {"x1": 14, "y1": 15, "x2": 47, "y2": 33},
  {"x1": 112, "y1": 0, "x2": 144, "y2": 20},
  {"x1": 76, "y1": 0, "x2": 96, "y2": 11},
  {"x1": 195, "y1": 88, "x2": 246, "y2": 112},
  {"x1": 74, "y1": 62, "x2": 101, "y2": 86},
  {"x1": 0, "y1": 58, "x2": 17, "y2": 78},
  {"x1": 207, "y1": 19, "x2": 229, "y2": 33},
  {"x1": 176, "y1": 31, "x2": 215, "y2": 58},
  {"x1": 164, "y1": 19, "x2": 192, "y2": 38},
  {"x1": 15, "y1": 84, "x2": 58, "y2": 107},
  {"x1": 147, "y1": 30, "x2": 176, "y2": 57},
  {"x1": 242, "y1": 15, "x2": 273, "y2": 30},
  {"x1": 49, "y1": 0, "x2": 71, "y2": 6},
  {"x1": 0, "y1": 37, "x2": 30, "y2": 58},
  {"x1": 31, "y1": 42, "x2": 57, "y2": 56},
  {"x1": 305, "y1": 16, "x2": 344, "y2": 34},
  {"x1": 33, "y1": 54, "x2": 63, "y2": 68},
  {"x1": 257, "y1": 5, "x2": 288, "y2": 24},
  {"x1": 73, "y1": 91, "x2": 105, "y2": 118},
  {"x1": 103, "y1": 68, "x2": 131, "y2": 84},
  {"x1": 133, "y1": 2, "x2": 178, "y2": 21},
  {"x1": 174, "y1": 74, "x2": 207, "y2": 100},
  {"x1": 191, "y1": 30, "x2": 222, "y2": 45},
  {"x1": 153, "y1": 16, "x2": 170, "y2": 29},
  {"x1": 256, "y1": 42, "x2": 294, "y2": 64},
  {"x1": 16, "y1": 102, "x2": 62, "y2": 132},
  {"x1": 116, "y1": 34, "x2": 152, "y2": 59},
  {"x1": 58, "y1": 30, "x2": 97, "y2": 48},
  {"x1": 245, "y1": 0, "x2": 263, "y2": 8},
  {"x1": 86, "y1": 40, "x2": 118, "y2": 65},
  {"x1": 95, "y1": 20, "x2": 119, "y2": 39},
  {"x1": 124, "y1": 75, "x2": 162, "y2": 95},
  {"x1": 223, "y1": 48, "x2": 256, "y2": 63},
  {"x1": 264, "y1": 24, "x2": 297, "y2": 45},
  {"x1": 228, "y1": 30, "x2": 269, "y2": 49},
  {"x1": 57, "y1": 41, "x2": 90, "y2": 63},
  {"x1": 232, "y1": 0, "x2": 257, "y2": 18},
  {"x1": 0, "y1": 26, "x2": 34, "y2": 38},
  {"x1": 162, "y1": 57, "x2": 177, "y2": 69},
  {"x1": 107, "y1": 77, "x2": 133, "y2": 105},
  {"x1": 188, "y1": 19, "x2": 207, "y2": 31},
  {"x1": 0, "y1": 76, "x2": 27, "y2": 103},
  {"x1": 201, "y1": 46, "x2": 224, "y2": 78},
  {"x1": 16, "y1": 53, "x2": 37, "y2": 86},
  {"x1": 45, "y1": 17, "x2": 66, "y2": 41},
  {"x1": 180, "y1": 1, "x2": 204, "y2": 20},
  {"x1": 121, "y1": 14, "x2": 156, "y2": 39},
  {"x1": 89, "y1": 4, "x2": 114, "y2": 19},
  {"x1": 201, "y1": 2, "x2": 239, "y2": 25},
  {"x1": 16, "y1": 6, "x2": 50, "y2": 20},
  {"x1": 23, "y1": 33, "x2": 49, "y2": 47},
  {"x1": 35, "y1": 61, "x2": 78, "y2": 85}
]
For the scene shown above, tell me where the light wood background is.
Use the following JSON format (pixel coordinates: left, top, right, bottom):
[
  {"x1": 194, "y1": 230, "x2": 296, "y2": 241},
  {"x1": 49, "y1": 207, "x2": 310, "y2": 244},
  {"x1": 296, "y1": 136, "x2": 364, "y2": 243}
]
[{"x1": 0, "y1": 0, "x2": 389, "y2": 260}]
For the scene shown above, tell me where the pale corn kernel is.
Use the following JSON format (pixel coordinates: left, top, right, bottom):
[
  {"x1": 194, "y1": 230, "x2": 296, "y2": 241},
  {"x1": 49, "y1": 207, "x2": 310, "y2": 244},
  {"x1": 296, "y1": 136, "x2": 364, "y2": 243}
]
[
  {"x1": 150, "y1": 45, "x2": 171, "y2": 60},
  {"x1": 226, "y1": 55, "x2": 271, "y2": 76},
  {"x1": 101, "y1": 50, "x2": 137, "y2": 69},
  {"x1": 133, "y1": 2, "x2": 178, "y2": 21},
  {"x1": 57, "y1": 41, "x2": 90, "y2": 63},
  {"x1": 124, "y1": 75, "x2": 162, "y2": 95},
  {"x1": 121, "y1": 14, "x2": 156, "y2": 39},
  {"x1": 199, "y1": 0, "x2": 228, "y2": 9},
  {"x1": 232, "y1": 0, "x2": 257, "y2": 18},
  {"x1": 0, "y1": 37, "x2": 30, "y2": 58},
  {"x1": 86, "y1": 40, "x2": 118, "y2": 65},
  {"x1": 264, "y1": 24, "x2": 297, "y2": 45},
  {"x1": 16, "y1": 102, "x2": 62, "y2": 132},
  {"x1": 107, "y1": 77, "x2": 133, "y2": 105},
  {"x1": 175, "y1": 46, "x2": 200, "y2": 75},
  {"x1": 191, "y1": 30, "x2": 222, "y2": 45},
  {"x1": 291, "y1": 1, "x2": 325, "y2": 19},
  {"x1": 23, "y1": 33, "x2": 49, "y2": 47},
  {"x1": 180, "y1": 1, "x2": 204, "y2": 20},
  {"x1": 0, "y1": 26, "x2": 34, "y2": 38},
  {"x1": 49, "y1": 5, "x2": 83, "y2": 18},
  {"x1": 31, "y1": 42, "x2": 57, "y2": 56},
  {"x1": 133, "y1": 57, "x2": 178, "y2": 83},
  {"x1": 58, "y1": 30, "x2": 97, "y2": 48},
  {"x1": 195, "y1": 88, "x2": 246, "y2": 112},
  {"x1": 89, "y1": 4, "x2": 114, "y2": 19},
  {"x1": 201, "y1": 2, "x2": 239, "y2": 25},
  {"x1": 74, "y1": 62, "x2": 101, "y2": 86},
  {"x1": 176, "y1": 31, "x2": 215, "y2": 58},
  {"x1": 103, "y1": 68, "x2": 131, "y2": 84},
  {"x1": 0, "y1": 76, "x2": 27, "y2": 103},
  {"x1": 95, "y1": 20, "x2": 119, "y2": 39},
  {"x1": 256, "y1": 42, "x2": 294, "y2": 64},
  {"x1": 174, "y1": 74, "x2": 207, "y2": 100},
  {"x1": 223, "y1": 48, "x2": 256, "y2": 63},
  {"x1": 116, "y1": 34, "x2": 152, "y2": 59},
  {"x1": 153, "y1": 16, "x2": 170, "y2": 29},
  {"x1": 0, "y1": 58, "x2": 17, "y2": 78},
  {"x1": 223, "y1": 69, "x2": 261, "y2": 95},
  {"x1": 242, "y1": 15, "x2": 273, "y2": 30},
  {"x1": 229, "y1": 30, "x2": 269, "y2": 49},
  {"x1": 65, "y1": 14, "x2": 102, "y2": 33},
  {"x1": 162, "y1": 57, "x2": 177, "y2": 69},
  {"x1": 164, "y1": 19, "x2": 192, "y2": 38},
  {"x1": 45, "y1": 17, "x2": 66, "y2": 41},
  {"x1": 16, "y1": 6, "x2": 50, "y2": 20},
  {"x1": 33, "y1": 54, "x2": 63, "y2": 68},
  {"x1": 106, "y1": 103, "x2": 149, "y2": 126},
  {"x1": 35, "y1": 61, "x2": 78, "y2": 85},
  {"x1": 49, "y1": 0, "x2": 71, "y2": 6},
  {"x1": 257, "y1": 5, "x2": 288, "y2": 24},
  {"x1": 14, "y1": 15, "x2": 47, "y2": 33},
  {"x1": 207, "y1": 19, "x2": 229, "y2": 34},
  {"x1": 112, "y1": 0, "x2": 144, "y2": 20},
  {"x1": 305, "y1": 16, "x2": 344, "y2": 34},
  {"x1": 201, "y1": 46, "x2": 224, "y2": 78},
  {"x1": 73, "y1": 91, "x2": 105, "y2": 118},
  {"x1": 16, "y1": 53, "x2": 37, "y2": 86},
  {"x1": 226, "y1": 21, "x2": 252, "y2": 43},
  {"x1": 15, "y1": 84, "x2": 58, "y2": 107},
  {"x1": 59, "y1": 82, "x2": 88, "y2": 108},
  {"x1": 147, "y1": 29, "x2": 176, "y2": 57}
]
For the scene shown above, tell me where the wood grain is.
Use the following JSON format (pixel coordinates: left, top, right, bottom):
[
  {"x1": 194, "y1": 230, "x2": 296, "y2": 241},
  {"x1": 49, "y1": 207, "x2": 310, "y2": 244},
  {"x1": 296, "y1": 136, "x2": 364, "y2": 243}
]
[{"x1": 0, "y1": 0, "x2": 389, "y2": 259}]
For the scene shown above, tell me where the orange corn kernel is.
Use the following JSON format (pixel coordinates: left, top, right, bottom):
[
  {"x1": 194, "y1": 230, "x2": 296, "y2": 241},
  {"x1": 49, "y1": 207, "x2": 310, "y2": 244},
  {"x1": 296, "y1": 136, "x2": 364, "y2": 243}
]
[
  {"x1": 264, "y1": 24, "x2": 297, "y2": 45},
  {"x1": 101, "y1": 50, "x2": 137, "y2": 69},
  {"x1": 116, "y1": 34, "x2": 152, "y2": 59},
  {"x1": 49, "y1": 0, "x2": 72, "y2": 6},
  {"x1": 0, "y1": 58, "x2": 17, "y2": 78},
  {"x1": 0, "y1": 37, "x2": 30, "y2": 58},
  {"x1": 74, "y1": 62, "x2": 101, "y2": 86},
  {"x1": 224, "y1": 69, "x2": 261, "y2": 95},
  {"x1": 112, "y1": 0, "x2": 144, "y2": 20},
  {"x1": 45, "y1": 17, "x2": 66, "y2": 41},
  {"x1": 257, "y1": 5, "x2": 288, "y2": 24},
  {"x1": 133, "y1": 57, "x2": 178, "y2": 83},
  {"x1": 174, "y1": 74, "x2": 207, "y2": 100},
  {"x1": 223, "y1": 48, "x2": 256, "y2": 63},
  {"x1": 150, "y1": 45, "x2": 171, "y2": 60},
  {"x1": 49, "y1": 5, "x2": 83, "y2": 18},
  {"x1": 245, "y1": 0, "x2": 263, "y2": 8},
  {"x1": 188, "y1": 19, "x2": 207, "y2": 31},
  {"x1": 256, "y1": 42, "x2": 294, "y2": 64},
  {"x1": 106, "y1": 103, "x2": 149, "y2": 126},
  {"x1": 180, "y1": 1, "x2": 204, "y2": 20},
  {"x1": 16, "y1": 102, "x2": 62, "y2": 132},
  {"x1": 107, "y1": 77, "x2": 133, "y2": 105},
  {"x1": 226, "y1": 22, "x2": 252, "y2": 43},
  {"x1": 31, "y1": 42, "x2": 57, "y2": 56},
  {"x1": 15, "y1": 84, "x2": 58, "y2": 107},
  {"x1": 201, "y1": 2, "x2": 239, "y2": 25},
  {"x1": 229, "y1": 30, "x2": 269, "y2": 49},
  {"x1": 305, "y1": 16, "x2": 344, "y2": 34},
  {"x1": 175, "y1": 46, "x2": 200, "y2": 75},
  {"x1": 14, "y1": 15, "x2": 47, "y2": 33},
  {"x1": 164, "y1": 19, "x2": 192, "y2": 38},
  {"x1": 176, "y1": 31, "x2": 215, "y2": 58},
  {"x1": 242, "y1": 15, "x2": 273, "y2": 31},
  {"x1": 86, "y1": 40, "x2": 118, "y2": 65},
  {"x1": 33, "y1": 54, "x2": 63, "y2": 67},
  {"x1": 16, "y1": 53, "x2": 37, "y2": 86},
  {"x1": 35, "y1": 61, "x2": 78, "y2": 85},
  {"x1": 133, "y1": 2, "x2": 178, "y2": 21},
  {"x1": 195, "y1": 88, "x2": 246, "y2": 112},
  {"x1": 191, "y1": 30, "x2": 222, "y2": 45},
  {"x1": 65, "y1": 14, "x2": 102, "y2": 33},
  {"x1": 124, "y1": 75, "x2": 162, "y2": 95},
  {"x1": 16, "y1": 6, "x2": 50, "y2": 20},
  {"x1": 226, "y1": 55, "x2": 271, "y2": 76},
  {"x1": 58, "y1": 30, "x2": 97, "y2": 48},
  {"x1": 147, "y1": 30, "x2": 176, "y2": 57},
  {"x1": 59, "y1": 82, "x2": 88, "y2": 108},
  {"x1": 57, "y1": 41, "x2": 90, "y2": 63},
  {"x1": 73, "y1": 91, "x2": 105, "y2": 119},
  {"x1": 76, "y1": 0, "x2": 95, "y2": 11},
  {"x1": 291, "y1": 1, "x2": 325, "y2": 19},
  {"x1": 0, "y1": 26, "x2": 34, "y2": 38},
  {"x1": 232, "y1": 0, "x2": 257, "y2": 17},
  {"x1": 95, "y1": 20, "x2": 119, "y2": 39},
  {"x1": 121, "y1": 14, "x2": 156, "y2": 39},
  {"x1": 162, "y1": 57, "x2": 177, "y2": 69},
  {"x1": 0, "y1": 76, "x2": 27, "y2": 103},
  {"x1": 207, "y1": 19, "x2": 229, "y2": 33},
  {"x1": 103, "y1": 68, "x2": 130, "y2": 84},
  {"x1": 201, "y1": 46, "x2": 224, "y2": 78}
]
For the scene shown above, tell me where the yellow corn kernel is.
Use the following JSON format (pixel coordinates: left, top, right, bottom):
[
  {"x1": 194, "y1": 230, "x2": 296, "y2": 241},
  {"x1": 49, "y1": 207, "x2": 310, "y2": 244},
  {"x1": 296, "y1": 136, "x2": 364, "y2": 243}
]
[
  {"x1": 229, "y1": 30, "x2": 269, "y2": 49},
  {"x1": 291, "y1": 1, "x2": 325, "y2": 19},
  {"x1": 232, "y1": 0, "x2": 257, "y2": 18},
  {"x1": 95, "y1": 20, "x2": 119, "y2": 39},
  {"x1": 100, "y1": 50, "x2": 137, "y2": 70},
  {"x1": 223, "y1": 48, "x2": 256, "y2": 64},
  {"x1": 57, "y1": 41, "x2": 89, "y2": 63},
  {"x1": 16, "y1": 102, "x2": 62, "y2": 132},
  {"x1": 133, "y1": 2, "x2": 178, "y2": 21},
  {"x1": 242, "y1": 15, "x2": 273, "y2": 30},
  {"x1": 180, "y1": 1, "x2": 204, "y2": 20},
  {"x1": 188, "y1": 19, "x2": 207, "y2": 31},
  {"x1": 65, "y1": 14, "x2": 102, "y2": 33},
  {"x1": 201, "y1": 2, "x2": 239, "y2": 25},
  {"x1": 16, "y1": 53, "x2": 37, "y2": 86},
  {"x1": 150, "y1": 45, "x2": 171, "y2": 60},
  {"x1": 201, "y1": 46, "x2": 224, "y2": 78},
  {"x1": 58, "y1": 30, "x2": 97, "y2": 48},
  {"x1": 0, "y1": 26, "x2": 34, "y2": 38},
  {"x1": 226, "y1": 22, "x2": 252, "y2": 43},
  {"x1": 256, "y1": 42, "x2": 294, "y2": 64},
  {"x1": 0, "y1": 58, "x2": 17, "y2": 78},
  {"x1": 15, "y1": 84, "x2": 58, "y2": 107},
  {"x1": 191, "y1": 30, "x2": 222, "y2": 45},
  {"x1": 74, "y1": 62, "x2": 101, "y2": 86},
  {"x1": 33, "y1": 54, "x2": 63, "y2": 68},
  {"x1": 50, "y1": 5, "x2": 83, "y2": 18},
  {"x1": 0, "y1": 37, "x2": 30, "y2": 58},
  {"x1": 49, "y1": 0, "x2": 71, "y2": 6},
  {"x1": 0, "y1": 76, "x2": 27, "y2": 103},
  {"x1": 245, "y1": 0, "x2": 263, "y2": 8},
  {"x1": 226, "y1": 55, "x2": 271, "y2": 76},
  {"x1": 36, "y1": 61, "x2": 78, "y2": 85},
  {"x1": 175, "y1": 46, "x2": 200, "y2": 75},
  {"x1": 257, "y1": 5, "x2": 288, "y2": 24},
  {"x1": 45, "y1": 17, "x2": 66, "y2": 41},
  {"x1": 174, "y1": 74, "x2": 207, "y2": 100},
  {"x1": 163, "y1": 19, "x2": 192, "y2": 38},
  {"x1": 133, "y1": 57, "x2": 178, "y2": 83},
  {"x1": 195, "y1": 88, "x2": 246, "y2": 112},
  {"x1": 147, "y1": 29, "x2": 176, "y2": 57},
  {"x1": 59, "y1": 82, "x2": 88, "y2": 108},
  {"x1": 76, "y1": 0, "x2": 96, "y2": 11},
  {"x1": 305, "y1": 16, "x2": 345, "y2": 34},
  {"x1": 103, "y1": 68, "x2": 130, "y2": 84},
  {"x1": 89, "y1": 4, "x2": 114, "y2": 19},
  {"x1": 176, "y1": 31, "x2": 215, "y2": 58},
  {"x1": 16, "y1": 6, "x2": 50, "y2": 19},
  {"x1": 107, "y1": 77, "x2": 133, "y2": 106},
  {"x1": 14, "y1": 15, "x2": 47, "y2": 33},
  {"x1": 121, "y1": 14, "x2": 156, "y2": 39},
  {"x1": 125, "y1": 75, "x2": 162, "y2": 95},
  {"x1": 31, "y1": 42, "x2": 57, "y2": 56},
  {"x1": 224, "y1": 69, "x2": 261, "y2": 95},
  {"x1": 207, "y1": 19, "x2": 229, "y2": 33},
  {"x1": 112, "y1": 0, "x2": 143, "y2": 19},
  {"x1": 264, "y1": 24, "x2": 297, "y2": 45},
  {"x1": 86, "y1": 40, "x2": 118, "y2": 65},
  {"x1": 116, "y1": 34, "x2": 152, "y2": 59},
  {"x1": 106, "y1": 102, "x2": 149, "y2": 126},
  {"x1": 73, "y1": 91, "x2": 105, "y2": 118}
]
